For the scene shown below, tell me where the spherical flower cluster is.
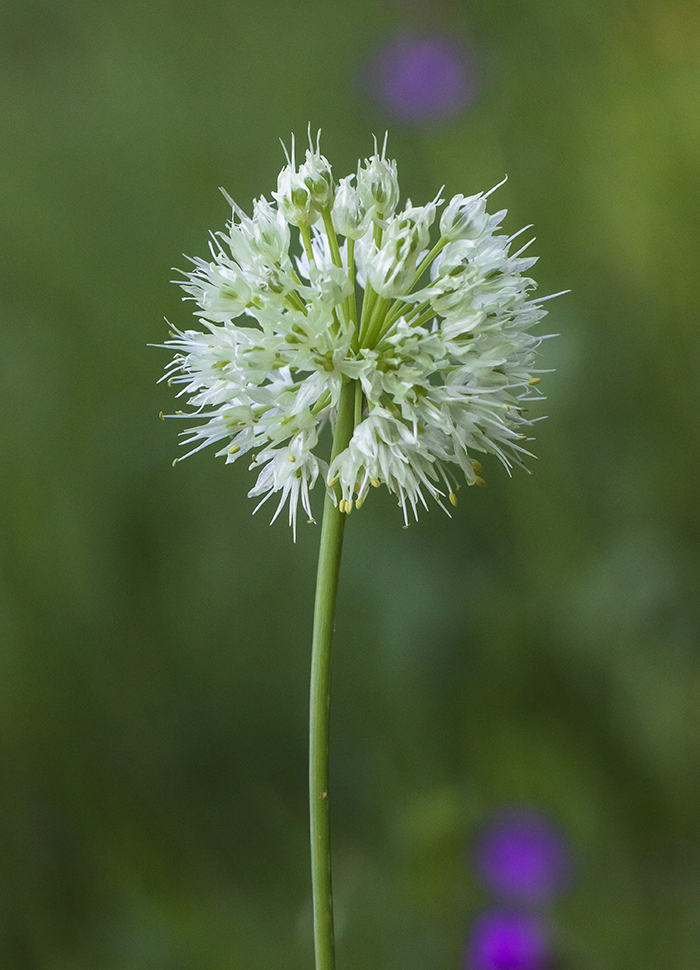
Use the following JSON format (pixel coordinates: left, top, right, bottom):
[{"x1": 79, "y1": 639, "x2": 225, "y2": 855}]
[{"x1": 159, "y1": 132, "x2": 556, "y2": 537}]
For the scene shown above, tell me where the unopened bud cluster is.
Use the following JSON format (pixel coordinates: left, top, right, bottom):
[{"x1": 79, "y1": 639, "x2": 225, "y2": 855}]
[{"x1": 159, "y1": 132, "x2": 556, "y2": 537}]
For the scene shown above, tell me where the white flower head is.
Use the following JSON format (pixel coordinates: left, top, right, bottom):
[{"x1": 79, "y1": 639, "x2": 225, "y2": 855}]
[{"x1": 158, "y1": 132, "x2": 561, "y2": 538}]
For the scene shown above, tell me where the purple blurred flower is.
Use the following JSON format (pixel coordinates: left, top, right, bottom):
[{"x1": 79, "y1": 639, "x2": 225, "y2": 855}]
[
  {"x1": 368, "y1": 31, "x2": 477, "y2": 123},
  {"x1": 466, "y1": 911, "x2": 551, "y2": 970},
  {"x1": 474, "y1": 809, "x2": 571, "y2": 902}
]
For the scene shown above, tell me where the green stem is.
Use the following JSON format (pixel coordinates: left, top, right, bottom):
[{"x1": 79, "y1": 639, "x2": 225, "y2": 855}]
[
  {"x1": 379, "y1": 238, "x2": 449, "y2": 333},
  {"x1": 321, "y1": 208, "x2": 343, "y2": 269},
  {"x1": 346, "y1": 238, "x2": 358, "y2": 330},
  {"x1": 413, "y1": 235, "x2": 448, "y2": 286},
  {"x1": 300, "y1": 224, "x2": 315, "y2": 264},
  {"x1": 362, "y1": 295, "x2": 392, "y2": 349},
  {"x1": 357, "y1": 284, "x2": 379, "y2": 347},
  {"x1": 309, "y1": 379, "x2": 356, "y2": 970}
]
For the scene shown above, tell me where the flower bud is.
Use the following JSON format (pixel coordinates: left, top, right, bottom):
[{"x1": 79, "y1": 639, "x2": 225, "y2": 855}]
[
  {"x1": 249, "y1": 197, "x2": 290, "y2": 262},
  {"x1": 357, "y1": 151, "x2": 400, "y2": 220},
  {"x1": 299, "y1": 148, "x2": 335, "y2": 211},
  {"x1": 275, "y1": 165, "x2": 319, "y2": 228},
  {"x1": 366, "y1": 203, "x2": 437, "y2": 297},
  {"x1": 394, "y1": 202, "x2": 437, "y2": 253},
  {"x1": 440, "y1": 192, "x2": 489, "y2": 241},
  {"x1": 366, "y1": 236, "x2": 416, "y2": 297},
  {"x1": 332, "y1": 175, "x2": 372, "y2": 239}
]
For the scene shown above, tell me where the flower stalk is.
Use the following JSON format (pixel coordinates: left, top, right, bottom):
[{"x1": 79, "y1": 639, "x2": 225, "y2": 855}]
[
  {"x1": 308, "y1": 378, "x2": 355, "y2": 970},
  {"x1": 157, "y1": 130, "x2": 559, "y2": 970}
]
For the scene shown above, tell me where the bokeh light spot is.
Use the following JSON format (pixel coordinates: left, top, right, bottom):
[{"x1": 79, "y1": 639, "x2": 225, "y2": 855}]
[
  {"x1": 368, "y1": 31, "x2": 477, "y2": 123},
  {"x1": 474, "y1": 809, "x2": 571, "y2": 902},
  {"x1": 466, "y1": 911, "x2": 552, "y2": 970}
]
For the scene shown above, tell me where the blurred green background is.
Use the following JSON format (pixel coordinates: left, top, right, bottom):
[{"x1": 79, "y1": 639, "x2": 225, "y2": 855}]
[{"x1": 1, "y1": 0, "x2": 699, "y2": 967}]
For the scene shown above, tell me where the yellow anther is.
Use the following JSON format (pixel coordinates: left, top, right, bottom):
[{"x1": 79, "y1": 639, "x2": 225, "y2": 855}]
[
  {"x1": 171, "y1": 458, "x2": 178, "y2": 467},
  {"x1": 475, "y1": 476, "x2": 486, "y2": 487},
  {"x1": 449, "y1": 492, "x2": 458, "y2": 507},
  {"x1": 307, "y1": 518, "x2": 316, "y2": 525},
  {"x1": 175, "y1": 410, "x2": 184, "y2": 415},
  {"x1": 345, "y1": 499, "x2": 353, "y2": 514},
  {"x1": 402, "y1": 524, "x2": 410, "y2": 530},
  {"x1": 518, "y1": 434, "x2": 527, "y2": 440},
  {"x1": 338, "y1": 500, "x2": 346, "y2": 513},
  {"x1": 159, "y1": 411, "x2": 164, "y2": 421},
  {"x1": 328, "y1": 475, "x2": 339, "y2": 487},
  {"x1": 287, "y1": 454, "x2": 296, "y2": 462},
  {"x1": 503, "y1": 403, "x2": 510, "y2": 411},
  {"x1": 228, "y1": 444, "x2": 241, "y2": 455},
  {"x1": 370, "y1": 478, "x2": 381, "y2": 488},
  {"x1": 470, "y1": 459, "x2": 482, "y2": 472},
  {"x1": 528, "y1": 377, "x2": 541, "y2": 386},
  {"x1": 355, "y1": 496, "x2": 364, "y2": 509}
]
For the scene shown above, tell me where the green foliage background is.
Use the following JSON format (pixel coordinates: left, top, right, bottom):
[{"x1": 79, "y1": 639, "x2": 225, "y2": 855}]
[{"x1": 1, "y1": 0, "x2": 699, "y2": 966}]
